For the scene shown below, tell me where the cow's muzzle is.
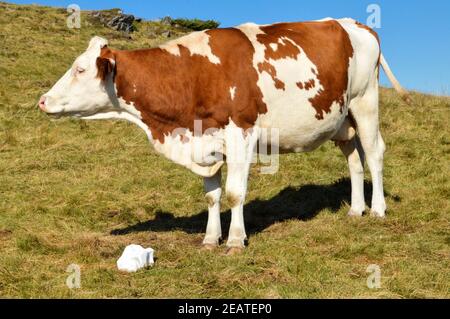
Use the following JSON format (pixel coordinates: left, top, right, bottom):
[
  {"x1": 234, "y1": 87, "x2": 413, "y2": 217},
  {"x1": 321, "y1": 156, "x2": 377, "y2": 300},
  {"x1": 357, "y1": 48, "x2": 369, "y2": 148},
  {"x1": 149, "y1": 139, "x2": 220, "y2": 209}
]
[{"x1": 38, "y1": 95, "x2": 47, "y2": 112}]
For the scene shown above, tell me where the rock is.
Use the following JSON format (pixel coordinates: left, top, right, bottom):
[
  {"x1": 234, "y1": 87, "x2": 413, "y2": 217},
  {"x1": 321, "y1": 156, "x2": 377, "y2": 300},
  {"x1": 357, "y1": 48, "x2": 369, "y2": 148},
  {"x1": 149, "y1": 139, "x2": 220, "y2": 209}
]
[
  {"x1": 107, "y1": 14, "x2": 136, "y2": 33},
  {"x1": 161, "y1": 30, "x2": 171, "y2": 38},
  {"x1": 89, "y1": 10, "x2": 137, "y2": 33},
  {"x1": 160, "y1": 16, "x2": 172, "y2": 26},
  {"x1": 148, "y1": 30, "x2": 158, "y2": 38}
]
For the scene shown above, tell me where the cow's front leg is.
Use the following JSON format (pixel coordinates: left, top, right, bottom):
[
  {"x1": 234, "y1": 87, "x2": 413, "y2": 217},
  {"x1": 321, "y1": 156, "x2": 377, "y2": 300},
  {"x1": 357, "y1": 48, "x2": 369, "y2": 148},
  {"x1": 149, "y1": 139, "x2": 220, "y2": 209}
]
[
  {"x1": 224, "y1": 125, "x2": 259, "y2": 254},
  {"x1": 225, "y1": 166, "x2": 248, "y2": 253},
  {"x1": 202, "y1": 170, "x2": 222, "y2": 250}
]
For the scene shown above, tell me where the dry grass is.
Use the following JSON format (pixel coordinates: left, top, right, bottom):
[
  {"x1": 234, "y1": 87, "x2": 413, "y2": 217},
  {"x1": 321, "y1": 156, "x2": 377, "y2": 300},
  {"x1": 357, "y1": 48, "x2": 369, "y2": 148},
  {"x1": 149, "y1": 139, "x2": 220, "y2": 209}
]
[{"x1": 0, "y1": 2, "x2": 449, "y2": 298}]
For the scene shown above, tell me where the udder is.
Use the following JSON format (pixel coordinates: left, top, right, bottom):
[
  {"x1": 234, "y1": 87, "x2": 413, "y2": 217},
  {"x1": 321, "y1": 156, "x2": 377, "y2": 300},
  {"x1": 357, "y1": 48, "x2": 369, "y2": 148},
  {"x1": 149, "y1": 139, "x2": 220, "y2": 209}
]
[{"x1": 331, "y1": 116, "x2": 357, "y2": 145}]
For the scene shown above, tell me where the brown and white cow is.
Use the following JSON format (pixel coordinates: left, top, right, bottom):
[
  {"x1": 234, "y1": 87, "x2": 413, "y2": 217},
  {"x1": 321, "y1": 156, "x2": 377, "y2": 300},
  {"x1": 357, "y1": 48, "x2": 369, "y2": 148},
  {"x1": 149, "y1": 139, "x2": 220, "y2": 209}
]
[{"x1": 39, "y1": 18, "x2": 408, "y2": 253}]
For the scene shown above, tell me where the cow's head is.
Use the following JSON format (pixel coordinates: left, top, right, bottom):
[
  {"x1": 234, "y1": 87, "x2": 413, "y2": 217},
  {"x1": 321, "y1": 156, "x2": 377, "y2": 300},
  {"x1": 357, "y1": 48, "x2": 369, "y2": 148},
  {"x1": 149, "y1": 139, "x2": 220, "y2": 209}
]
[{"x1": 39, "y1": 36, "x2": 116, "y2": 118}]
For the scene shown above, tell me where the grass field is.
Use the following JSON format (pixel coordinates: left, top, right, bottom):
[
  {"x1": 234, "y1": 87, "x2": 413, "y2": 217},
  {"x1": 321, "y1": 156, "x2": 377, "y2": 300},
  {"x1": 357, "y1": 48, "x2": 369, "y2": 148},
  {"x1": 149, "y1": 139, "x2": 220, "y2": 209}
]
[{"x1": 0, "y1": 2, "x2": 449, "y2": 298}]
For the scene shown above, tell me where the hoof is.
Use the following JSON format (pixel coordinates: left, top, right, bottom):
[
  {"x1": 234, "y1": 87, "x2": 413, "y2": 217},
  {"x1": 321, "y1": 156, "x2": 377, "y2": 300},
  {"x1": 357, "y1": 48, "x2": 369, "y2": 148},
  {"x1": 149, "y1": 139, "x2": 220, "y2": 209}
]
[
  {"x1": 201, "y1": 243, "x2": 219, "y2": 251},
  {"x1": 370, "y1": 210, "x2": 386, "y2": 218},
  {"x1": 225, "y1": 247, "x2": 244, "y2": 256},
  {"x1": 348, "y1": 209, "x2": 363, "y2": 217}
]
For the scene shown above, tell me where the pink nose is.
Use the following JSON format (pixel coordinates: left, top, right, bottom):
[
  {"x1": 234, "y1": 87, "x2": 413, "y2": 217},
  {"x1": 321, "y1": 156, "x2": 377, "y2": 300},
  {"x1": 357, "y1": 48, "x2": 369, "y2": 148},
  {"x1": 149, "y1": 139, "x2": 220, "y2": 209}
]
[{"x1": 38, "y1": 96, "x2": 46, "y2": 111}]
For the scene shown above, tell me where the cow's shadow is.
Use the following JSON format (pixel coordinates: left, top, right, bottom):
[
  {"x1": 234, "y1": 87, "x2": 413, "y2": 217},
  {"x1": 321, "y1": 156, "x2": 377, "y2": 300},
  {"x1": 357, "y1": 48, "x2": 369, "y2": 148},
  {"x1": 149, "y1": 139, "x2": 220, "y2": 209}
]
[{"x1": 110, "y1": 178, "x2": 401, "y2": 237}]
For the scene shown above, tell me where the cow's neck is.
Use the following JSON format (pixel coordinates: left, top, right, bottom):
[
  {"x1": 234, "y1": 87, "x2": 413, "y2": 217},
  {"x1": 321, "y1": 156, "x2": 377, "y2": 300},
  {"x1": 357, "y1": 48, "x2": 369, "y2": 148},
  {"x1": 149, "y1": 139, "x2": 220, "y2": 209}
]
[
  {"x1": 80, "y1": 108, "x2": 155, "y2": 143},
  {"x1": 112, "y1": 48, "x2": 183, "y2": 145}
]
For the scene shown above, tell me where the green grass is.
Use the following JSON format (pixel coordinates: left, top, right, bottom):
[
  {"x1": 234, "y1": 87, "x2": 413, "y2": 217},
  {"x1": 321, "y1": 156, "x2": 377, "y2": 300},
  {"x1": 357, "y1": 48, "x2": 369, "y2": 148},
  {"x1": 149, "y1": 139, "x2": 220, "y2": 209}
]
[{"x1": 0, "y1": 2, "x2": 449, "y2": 298}]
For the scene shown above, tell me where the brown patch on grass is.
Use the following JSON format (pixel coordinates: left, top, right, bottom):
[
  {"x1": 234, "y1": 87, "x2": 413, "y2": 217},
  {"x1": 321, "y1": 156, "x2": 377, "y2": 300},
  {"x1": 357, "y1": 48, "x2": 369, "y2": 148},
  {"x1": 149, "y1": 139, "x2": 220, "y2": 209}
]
[{"x1": 0, "y1": 229, "x2": 12, "y2": 239}]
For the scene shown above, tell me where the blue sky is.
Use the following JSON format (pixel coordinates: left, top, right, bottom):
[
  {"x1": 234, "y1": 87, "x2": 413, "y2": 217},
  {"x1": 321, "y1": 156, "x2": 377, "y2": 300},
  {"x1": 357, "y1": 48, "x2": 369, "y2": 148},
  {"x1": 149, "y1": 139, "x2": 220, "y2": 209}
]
[{"x1": 9, "y1": 0, "x2": 450, "y2": 95}]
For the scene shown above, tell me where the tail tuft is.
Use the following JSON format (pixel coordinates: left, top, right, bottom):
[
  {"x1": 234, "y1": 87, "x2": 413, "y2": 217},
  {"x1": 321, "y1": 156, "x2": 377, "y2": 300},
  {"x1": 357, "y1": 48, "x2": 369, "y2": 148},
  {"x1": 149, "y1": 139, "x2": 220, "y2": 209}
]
[{"x1": 401, "y1": 92, "x2": 413, "y2": 105}]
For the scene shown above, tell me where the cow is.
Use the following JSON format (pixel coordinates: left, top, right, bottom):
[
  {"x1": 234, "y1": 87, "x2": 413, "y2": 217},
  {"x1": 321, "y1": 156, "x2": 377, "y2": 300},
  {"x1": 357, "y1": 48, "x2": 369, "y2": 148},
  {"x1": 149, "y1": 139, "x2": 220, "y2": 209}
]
[{"x1": 39, "y1": 18, "x2": 408, "y2": 254}]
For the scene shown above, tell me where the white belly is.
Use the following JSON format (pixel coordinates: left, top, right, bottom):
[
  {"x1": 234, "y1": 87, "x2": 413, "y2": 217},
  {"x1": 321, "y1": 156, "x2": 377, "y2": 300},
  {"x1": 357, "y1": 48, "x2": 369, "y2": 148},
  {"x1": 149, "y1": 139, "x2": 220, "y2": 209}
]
[{"x1": 259, "y1": 100, "x2": 347, "y2": 153}]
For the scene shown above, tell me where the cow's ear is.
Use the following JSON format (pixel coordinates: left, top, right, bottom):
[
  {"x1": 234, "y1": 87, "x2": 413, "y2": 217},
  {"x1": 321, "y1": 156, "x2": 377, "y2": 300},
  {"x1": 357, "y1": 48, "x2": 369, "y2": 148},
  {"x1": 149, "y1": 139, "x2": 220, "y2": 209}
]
[{"x1": 96, "y1": 56, "x2": 115, "y2": 82}]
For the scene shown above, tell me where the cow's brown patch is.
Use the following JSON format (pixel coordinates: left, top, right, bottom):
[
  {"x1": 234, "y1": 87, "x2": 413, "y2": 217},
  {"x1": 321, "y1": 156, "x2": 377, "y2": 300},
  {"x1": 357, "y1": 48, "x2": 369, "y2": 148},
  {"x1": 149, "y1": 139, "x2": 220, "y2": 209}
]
[
  {"x1": 296, "y1": 79, "x2": 315, "y2": 91},
  {"x1": 254, "y1": 32, "x2": 302, "y2": 91},
  {"x1": 257, "y1": 61, "x2": 285, "y2": 90},
  {"x1": 96, "y1": 46, "x2": 115, "y2": 82},
  {"x1": 260, "y1": 37, "x2": 301, "y2": 61},
  {"x1": 258, "y1": 21, "x2": 354, "y2": 119},
  {"x1": 102, "y1": 29, "x2": 267, "y2": 143}
]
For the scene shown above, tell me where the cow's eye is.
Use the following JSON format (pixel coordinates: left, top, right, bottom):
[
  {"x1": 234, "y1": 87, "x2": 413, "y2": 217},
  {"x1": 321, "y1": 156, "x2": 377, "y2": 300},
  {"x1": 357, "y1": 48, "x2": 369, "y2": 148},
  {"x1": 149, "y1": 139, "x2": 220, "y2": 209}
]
[{"x1": 76, "y1": 67, "x2": 85, "y2": 74}]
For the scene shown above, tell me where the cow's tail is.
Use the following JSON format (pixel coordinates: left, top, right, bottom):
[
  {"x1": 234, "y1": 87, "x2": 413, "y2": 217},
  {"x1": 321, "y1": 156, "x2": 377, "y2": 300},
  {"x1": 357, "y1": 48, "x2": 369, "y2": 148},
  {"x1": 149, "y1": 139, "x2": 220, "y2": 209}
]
[{"x1": 380, "y1": 53, "x2": 411, "y2": 104}]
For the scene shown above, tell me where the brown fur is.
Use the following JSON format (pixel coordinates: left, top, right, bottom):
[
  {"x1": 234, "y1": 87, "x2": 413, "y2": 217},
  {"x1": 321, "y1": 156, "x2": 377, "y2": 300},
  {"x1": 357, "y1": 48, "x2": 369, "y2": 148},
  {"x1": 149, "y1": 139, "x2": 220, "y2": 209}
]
[
  {"x1": 98, "y1": 21, "x2": 355, "y2": 142},
  {"x1": 102, "y1": 28, "x2": 266, "y2": 143},
  {"x1": 258, "y1": 21, "x2": 354, "y2": 120},
  {"x1": 255, "y1": 32, "x2": 302, "y2": 91},
  {"x1": 257, "y1": 61, "x2": 285, "y2": 90},
  {"x1": 96, "y1": 47, "x2": 115, "y2": 82},
  {"x1": 296, "y1": 79, "x2": 316, "y2": 90}
]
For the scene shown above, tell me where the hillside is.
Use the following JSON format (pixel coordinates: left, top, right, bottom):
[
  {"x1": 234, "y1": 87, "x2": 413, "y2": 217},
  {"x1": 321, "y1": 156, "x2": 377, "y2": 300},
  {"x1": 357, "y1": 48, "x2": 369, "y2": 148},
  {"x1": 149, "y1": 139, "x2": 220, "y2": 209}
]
[{"x1": 0, "y1": 2, "x2": 449, "y2": 298}]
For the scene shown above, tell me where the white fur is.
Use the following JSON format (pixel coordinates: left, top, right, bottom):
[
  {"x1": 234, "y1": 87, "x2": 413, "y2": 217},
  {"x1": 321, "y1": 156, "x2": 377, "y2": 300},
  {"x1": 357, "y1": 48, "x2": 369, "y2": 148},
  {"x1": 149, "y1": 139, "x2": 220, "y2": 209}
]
[
  {"x1": 236, "y1": 24, "x2": 346, "y2": 153},
  {"x1": 159, "y1": 31, "x2": 221, "y2": 64},
  {"x1": 229, "y1": 86, "x2": 236, "y2": 100},
  {"x1": 203, "y1": 171, "x2": 222, "y2": 245},
  {"x1": 224, "y1": 120, "x2": 260, "y2": 248},
  {"x1": 42, "y1": 37, "x2": 113, "y2": 117},
  {"x1": 335, "y1": 18, "x2": 387, "y2": 216},
  {"x1": 81, "y1": 108, "x2": 154, "y2": 143},
  {"x1": 153, "y1": 123, "x2": 224, "y2": 168}
]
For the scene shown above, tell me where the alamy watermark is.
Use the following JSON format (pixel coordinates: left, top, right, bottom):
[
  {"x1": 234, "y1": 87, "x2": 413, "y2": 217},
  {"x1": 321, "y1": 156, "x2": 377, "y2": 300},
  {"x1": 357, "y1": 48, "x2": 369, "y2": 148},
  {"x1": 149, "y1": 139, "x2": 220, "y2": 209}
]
[
  {"x1": 366, "y1": 264, "x2": 381, "y2": 289},
  {"x1": 367, "y1": 4, "x2": 381, "y2": 29},
  {"x1": 67, "y1": 4, "x2": 81, "y2": 29},
  {"x1": 169, "y1": 120, "x2": 280, "y2": 175},
  {"x1": 66, "y1": 263, "x2": 81, "y2": 289}
]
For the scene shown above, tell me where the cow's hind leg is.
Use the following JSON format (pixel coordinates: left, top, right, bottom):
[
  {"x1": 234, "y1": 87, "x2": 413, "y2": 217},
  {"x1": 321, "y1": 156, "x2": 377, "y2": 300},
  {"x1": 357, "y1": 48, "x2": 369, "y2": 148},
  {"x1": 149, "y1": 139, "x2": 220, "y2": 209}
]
[
  {"x1": 224, "y1": 124, "x2": 259, "y2": 254},
  {"x1": 202, "y1": 170, "x2": 222, "y2": 250},
  {"x1": 349, "y1": 87, "x2": 387, "y2": 217},
  {"x1": 338, "y1": 136, "x2": 366, "y2": 216}
]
